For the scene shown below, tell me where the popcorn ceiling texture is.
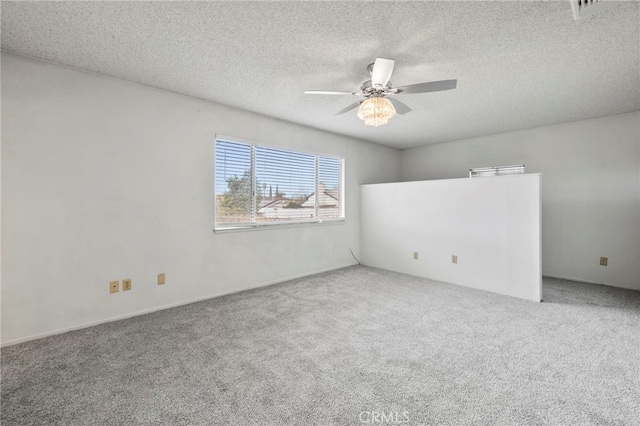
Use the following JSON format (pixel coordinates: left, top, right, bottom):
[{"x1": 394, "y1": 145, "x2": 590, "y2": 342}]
[{"x1": 1, "y1": 1, "x2": 638, "y2": 149}]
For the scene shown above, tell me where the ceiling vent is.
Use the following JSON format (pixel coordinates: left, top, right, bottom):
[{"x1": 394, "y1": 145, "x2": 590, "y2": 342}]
[{"x1": 571, "y1": 0, "x2": 621, "y2": 20}]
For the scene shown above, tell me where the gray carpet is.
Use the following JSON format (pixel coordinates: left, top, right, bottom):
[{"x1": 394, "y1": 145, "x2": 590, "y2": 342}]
[{"x1": 2, "y1": 266, "x2": 639, "y2": 425}]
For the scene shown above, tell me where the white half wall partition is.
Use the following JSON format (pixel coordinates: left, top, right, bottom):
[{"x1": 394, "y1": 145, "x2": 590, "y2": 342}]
[{"x1": 360, "y1": 174, "x2": 542, "y2": 302}]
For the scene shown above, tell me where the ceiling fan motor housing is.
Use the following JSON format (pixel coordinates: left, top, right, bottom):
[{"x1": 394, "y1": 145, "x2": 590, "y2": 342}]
[{"x1": 360, "y1": 80, "x2": 395, "y2": 97}]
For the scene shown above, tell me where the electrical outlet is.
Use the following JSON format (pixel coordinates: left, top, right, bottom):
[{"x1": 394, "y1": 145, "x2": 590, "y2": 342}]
[
  {"x1": 413, "y1": 252, "x2": 419, "y2": 260},
  {"x1": 158, "y1": 273, "x2": 165, "y2": 285},
  {"x1": 123, "y1": 279, "x2": 132, "y2": 291},
  {"x1": 600, "y1": 257, "x2": 608, "y2": 266},
  {"x1": 110, "y1": 280, "x2": 119, "y2": 294},
  {"x1": 452, "y1": 255, "x2": 458, "y2": 264}
]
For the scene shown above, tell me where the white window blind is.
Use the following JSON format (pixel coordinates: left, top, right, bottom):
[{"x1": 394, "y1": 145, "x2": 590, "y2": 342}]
[
  {"x1": 215, "y1": 138, "x2": 344, "y2": 230},
  {"x1": 215, "y1": 140, "x2": 253, "y2": 225},
  {"x1": 317, "y1": 156, "x2": 342, "y2": 220},
  {"x1": 469, "y1": 165, "x2": 525, "y2": 178}
]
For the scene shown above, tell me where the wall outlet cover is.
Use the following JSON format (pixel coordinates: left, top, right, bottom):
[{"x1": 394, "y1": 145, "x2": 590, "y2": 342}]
[
  {"x1": 110, "y1": 280, "x2": 119, "y2": 293},
  {"x1": 123, "y1": 279, "x2": 132, "y2": 291},
  {"x1": 158, "y1": 273, "x2": 165, "y2": 285}
]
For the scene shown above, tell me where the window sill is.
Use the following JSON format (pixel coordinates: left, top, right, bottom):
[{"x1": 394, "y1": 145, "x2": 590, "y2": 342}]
[{"x1": 213, "y1": 218, "x2": 345, "y2": 234}]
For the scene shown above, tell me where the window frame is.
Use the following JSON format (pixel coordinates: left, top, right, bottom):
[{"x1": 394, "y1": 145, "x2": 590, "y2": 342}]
[{"x1": 214, "y1": 135, "x2": 345, "y2": 232}]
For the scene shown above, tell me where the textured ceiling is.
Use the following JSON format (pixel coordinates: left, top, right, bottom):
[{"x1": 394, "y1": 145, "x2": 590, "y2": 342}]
[{"x1": 2, "y1": 1, "x2": 639, "y2": 149}]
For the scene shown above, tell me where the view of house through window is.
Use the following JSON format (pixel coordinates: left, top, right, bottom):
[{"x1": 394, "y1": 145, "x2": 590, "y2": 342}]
[{"x1": 215, "y1": 138, "x2": 344, "y2": 230}]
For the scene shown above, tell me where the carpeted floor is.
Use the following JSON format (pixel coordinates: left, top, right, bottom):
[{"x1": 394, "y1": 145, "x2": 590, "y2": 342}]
[{"x1": 2, "y1": 266, "x2": 639, "y2": 425}]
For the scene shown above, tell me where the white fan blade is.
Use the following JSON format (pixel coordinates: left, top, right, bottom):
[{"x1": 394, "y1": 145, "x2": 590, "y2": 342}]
[
  {"x1": 305, "y1": 90, "x2": 356, "y2": 95},
  {"x1": 388, "y1": 98, "x2": 412, "y2": 115},
  {"x1": 396, "y1": 79, "x2": 457, "y2": 94},
  {"x1": 371, "y1": 58, "x2": 395, "y2": 88},
  {"x1": 335, "y1": 101, "x2": 363, "y2": 115}
]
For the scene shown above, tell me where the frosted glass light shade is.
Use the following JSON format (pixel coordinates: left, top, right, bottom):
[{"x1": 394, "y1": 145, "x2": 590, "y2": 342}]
[{"x1": 357, "y1": 97, "x2": 396, "y2": 127}]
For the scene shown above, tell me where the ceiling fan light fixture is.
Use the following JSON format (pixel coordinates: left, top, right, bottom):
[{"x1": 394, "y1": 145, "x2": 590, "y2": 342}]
[{"x1": 357, "y1": 96, "x2": 396, "y2": 127}]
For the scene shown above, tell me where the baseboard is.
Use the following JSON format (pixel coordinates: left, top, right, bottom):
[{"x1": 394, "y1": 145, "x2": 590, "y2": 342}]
[
  {"x1": 543, "y1": 274, "x2": 640, "y2": 291},
  {"x1": 1, "y1": 263, "x2": 357, "y2": 347}
]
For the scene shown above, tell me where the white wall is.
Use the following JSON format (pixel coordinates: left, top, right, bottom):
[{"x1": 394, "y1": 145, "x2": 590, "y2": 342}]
[
  {"x1": 361, "y1": 175, "x2": 542, "y2": 302},
  {"x1": 400, "y1": 112, "x2": 640, "y2": 290},
  {"x1": 0, "y1": 53, "x2": 401, "y2": 345}
]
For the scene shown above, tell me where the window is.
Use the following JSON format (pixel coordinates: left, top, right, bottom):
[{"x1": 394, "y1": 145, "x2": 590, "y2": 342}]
[
  {"x1": 469, "y1": 165, "x2": 525, "y2": 178},
  {"x1": 215, "y1": 137, "x2": 344, "y2": 231}
]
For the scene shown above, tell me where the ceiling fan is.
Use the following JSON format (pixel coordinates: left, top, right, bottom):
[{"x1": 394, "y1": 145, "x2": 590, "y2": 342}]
[{"x1": 305, "y1": 58, "x2": 457, "y2": 127}]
